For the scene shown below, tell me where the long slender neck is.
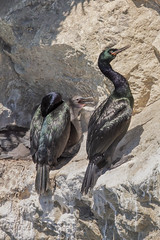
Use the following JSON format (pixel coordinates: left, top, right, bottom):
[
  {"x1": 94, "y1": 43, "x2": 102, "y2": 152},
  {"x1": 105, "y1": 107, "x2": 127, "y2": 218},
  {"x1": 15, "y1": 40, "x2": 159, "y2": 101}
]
[
  {"x1": 98, "y1": 59, "x2": 130, "y2": 96},
  {"x1": 98, "y1": 58, "x2": 134, "y2": 108},
  {"x1": 64, "y1": 100, "x2": 82, "y2": 148},
  {"x1": 68, "y1": 100, "x2": 82, "y2": 139}
]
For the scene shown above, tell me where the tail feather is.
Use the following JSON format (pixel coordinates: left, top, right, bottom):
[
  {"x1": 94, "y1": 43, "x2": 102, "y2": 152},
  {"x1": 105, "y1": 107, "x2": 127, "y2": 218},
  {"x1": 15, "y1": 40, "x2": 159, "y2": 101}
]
[
  {"x1": 35, "y1": 164, "x2": 50, "y2": 195},
  {"x1": 81, "y1": 162, "x2": 99, "y2": 194}
]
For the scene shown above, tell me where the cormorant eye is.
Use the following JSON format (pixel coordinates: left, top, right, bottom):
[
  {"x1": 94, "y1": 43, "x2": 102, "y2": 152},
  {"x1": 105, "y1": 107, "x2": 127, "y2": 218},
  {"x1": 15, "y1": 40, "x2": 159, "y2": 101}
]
[
  {"x1": 109, "y1": 50, "x2": 114, "y2": 55},
  {"x1": 110, "y1": 50, "x2": 117, "y2": 56}
]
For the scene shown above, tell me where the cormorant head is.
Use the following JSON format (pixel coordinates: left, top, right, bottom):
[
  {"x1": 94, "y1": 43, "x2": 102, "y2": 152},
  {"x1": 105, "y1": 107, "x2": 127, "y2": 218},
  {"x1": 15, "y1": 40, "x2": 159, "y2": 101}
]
[
  {"x1": 41, "y1": 92, "x2": 63, "y2": 117},
  {"x1": 100, "y1": 45, "x2": 130, "y2": 63},
  {"x1": 69, "y1": 95, "x2": 94, "y2": 119},
  {"x1": 71, "y1": 96, "x2": 94, "y2": 109}
]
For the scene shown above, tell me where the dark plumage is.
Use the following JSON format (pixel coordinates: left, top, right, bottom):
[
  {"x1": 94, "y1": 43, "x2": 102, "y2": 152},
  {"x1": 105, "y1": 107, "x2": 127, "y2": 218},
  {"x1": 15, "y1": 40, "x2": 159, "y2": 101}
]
[
  {"x1": 81, "y1": 45, "x2": 134, "y2": 194},
  {"x1": 30, "y1": 92, "x2": 93, "y2": 195}
]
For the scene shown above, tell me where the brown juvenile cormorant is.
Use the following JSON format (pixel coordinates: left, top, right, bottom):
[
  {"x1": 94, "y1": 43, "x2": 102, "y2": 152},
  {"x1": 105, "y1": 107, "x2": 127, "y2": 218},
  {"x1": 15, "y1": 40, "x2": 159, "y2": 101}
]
[
  {"x1": 60, "y1": 95, "x2": 94, "y2": 158},
  {"x1": 30, "y1": 92, "x2": 93, "y2": 195},
  {"x1": 81, "y1": 45, "x2": 134, "y2": 194}
]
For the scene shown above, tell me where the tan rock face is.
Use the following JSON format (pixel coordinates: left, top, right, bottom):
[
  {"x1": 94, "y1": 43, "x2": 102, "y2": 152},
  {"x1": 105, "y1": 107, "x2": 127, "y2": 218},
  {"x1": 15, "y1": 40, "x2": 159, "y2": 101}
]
[
  {"x1": 0, "y1": 0, "x2": 160, "y2": 239},
  {"x1": 0, "y1": 100, "x2": 160, "y2": 239}
]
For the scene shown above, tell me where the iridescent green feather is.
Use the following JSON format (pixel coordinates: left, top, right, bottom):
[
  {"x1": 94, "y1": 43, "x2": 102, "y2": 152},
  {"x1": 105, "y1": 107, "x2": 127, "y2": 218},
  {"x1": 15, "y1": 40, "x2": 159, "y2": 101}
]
[
  {"x1": 36, "y1": 102, "x2": 71, "y2": 165},
  {"x1": 30, "y1": 106, "x2": 43, "y2": 161}
]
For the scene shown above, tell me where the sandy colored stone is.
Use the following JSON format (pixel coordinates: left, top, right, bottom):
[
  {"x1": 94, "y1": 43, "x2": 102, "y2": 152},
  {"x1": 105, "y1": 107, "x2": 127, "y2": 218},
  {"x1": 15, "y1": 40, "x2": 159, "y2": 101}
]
[
  {"x1": 0, "y1": 0, "x2": 160, "y2": 239},
  {"x1": 0, "y1": 0, "x2": 159, "y2": 127},
  {"x1": 0, "y1": 99, "x2": 159, "y2": 239}
]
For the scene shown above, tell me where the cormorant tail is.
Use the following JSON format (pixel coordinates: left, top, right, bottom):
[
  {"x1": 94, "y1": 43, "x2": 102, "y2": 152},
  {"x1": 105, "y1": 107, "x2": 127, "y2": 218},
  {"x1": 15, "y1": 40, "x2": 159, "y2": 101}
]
[
  {"x1": 81, "y1": 162, "x2": 99, "y2": 194},
  {"x1": 35, "y1": 164, "x2": 50, "y2": 195}
]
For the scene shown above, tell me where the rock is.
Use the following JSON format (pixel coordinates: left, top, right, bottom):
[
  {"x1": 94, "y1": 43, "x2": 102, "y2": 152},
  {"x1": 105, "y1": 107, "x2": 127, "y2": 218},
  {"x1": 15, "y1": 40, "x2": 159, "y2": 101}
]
[
  {"x1": 0, "y1": 0, "x2": 160, "y2": 239},
  {"x1": 0, "y1": 126, "x2": 30, "y2": 159},
  {"x1": 0, "y1": 0, "x2": 160, "y2": 127},
  {"x1": 152, "y1": 32, "x2": 160, "y2": 60},
  {"x1": 0, "y1": 99, "x2": 160, "y2": 239}
]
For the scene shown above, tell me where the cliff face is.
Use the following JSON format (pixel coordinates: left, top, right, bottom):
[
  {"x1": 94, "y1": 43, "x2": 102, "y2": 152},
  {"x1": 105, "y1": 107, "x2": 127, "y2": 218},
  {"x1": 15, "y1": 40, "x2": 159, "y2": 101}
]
[{"x1": 0, "y1": 0, "x2": 160, "y2": 239}]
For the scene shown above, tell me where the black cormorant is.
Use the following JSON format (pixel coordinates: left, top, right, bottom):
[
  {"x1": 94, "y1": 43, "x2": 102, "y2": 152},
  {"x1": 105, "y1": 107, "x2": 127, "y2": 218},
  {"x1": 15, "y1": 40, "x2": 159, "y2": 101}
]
[
  {"x1": 30, "y1": 92, "x2": 93, "y2": 195},
  {"x1": 81, "y1": 45, "x2": 134, "y2": 194}
]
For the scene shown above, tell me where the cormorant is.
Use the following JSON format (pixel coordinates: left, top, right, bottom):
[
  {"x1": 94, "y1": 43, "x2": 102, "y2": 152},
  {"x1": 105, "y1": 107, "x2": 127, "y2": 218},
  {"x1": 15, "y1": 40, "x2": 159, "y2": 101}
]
[
  {"x1": 60, "y1": 96, "x2": 94, "y2": 158},
  {"x1": 81, "y1": 45, "x2": 134, "y2": 194},
  {"x1": 30, "y1": 92, "x2": 93, "y2": 195}
]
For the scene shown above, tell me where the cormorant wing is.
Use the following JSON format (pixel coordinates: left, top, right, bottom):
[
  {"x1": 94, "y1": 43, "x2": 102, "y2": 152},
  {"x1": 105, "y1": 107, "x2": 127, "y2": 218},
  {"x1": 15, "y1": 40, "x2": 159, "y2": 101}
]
[
  {"x1": 37, "y1": 102, "x2": 71, "y2": 165},
  {"x1": 87, "y1": 98, "x2": 132, "y2": 159},
  {"x1": 30, "y1": 106, "x2": 43, "y2": 161}
]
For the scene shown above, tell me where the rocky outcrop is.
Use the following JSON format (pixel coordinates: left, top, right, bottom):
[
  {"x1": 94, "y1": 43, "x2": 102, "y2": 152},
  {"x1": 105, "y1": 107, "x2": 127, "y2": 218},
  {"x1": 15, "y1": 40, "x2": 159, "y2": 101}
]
[
  {"x1": 0, "y1": 99, "x2": 160, "y2": 239},
  {"x1": 0, "y1": 0, "x2": 160, "y2": 239},
  {"x1": 0, "y1": 0, "x2": 160, "y2": 128}
]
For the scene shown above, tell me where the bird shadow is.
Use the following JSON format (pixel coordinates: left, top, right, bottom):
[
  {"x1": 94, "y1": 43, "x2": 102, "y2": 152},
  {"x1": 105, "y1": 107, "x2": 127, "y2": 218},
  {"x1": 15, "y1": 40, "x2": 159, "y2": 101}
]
[
  {"x1": 112, "y1": 124, "x2": 144, "y2": 166},
  {"x1": 154, "y1": 49, "x2": 160, "y2": 63},
  {"x1": 54, "y1": 142, "x2": 81, "y2": 170},
  {"x1": 132, "y1": 0, "x2": 160, "y2": 13},
  {"x1": 89, "y1": 124, "x2": 144, "y2": 191}
]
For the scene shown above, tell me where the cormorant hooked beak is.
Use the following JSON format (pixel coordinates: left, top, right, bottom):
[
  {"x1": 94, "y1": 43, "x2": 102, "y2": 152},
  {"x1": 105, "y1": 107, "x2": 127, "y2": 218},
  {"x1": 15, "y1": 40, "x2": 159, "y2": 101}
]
[
  {"x1": 77, "y1": 96, "x2": 95, "y2": 107},
  {"x1": 111, "y1": 45, "x2": 130, "y2": 56}
]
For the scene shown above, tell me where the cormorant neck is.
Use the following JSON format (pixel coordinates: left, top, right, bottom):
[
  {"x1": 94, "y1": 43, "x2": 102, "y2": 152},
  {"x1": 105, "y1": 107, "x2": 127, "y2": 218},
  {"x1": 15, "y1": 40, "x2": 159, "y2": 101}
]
[
  {"x1": 98, "y1": 59, "x2": 130, "y2": 96},
  {"x1": 68, "y1": 99, "x2": 81, "y2": 121},
  {"x1": 68, "y1": 99, "x2": 82, "y2": 139}
]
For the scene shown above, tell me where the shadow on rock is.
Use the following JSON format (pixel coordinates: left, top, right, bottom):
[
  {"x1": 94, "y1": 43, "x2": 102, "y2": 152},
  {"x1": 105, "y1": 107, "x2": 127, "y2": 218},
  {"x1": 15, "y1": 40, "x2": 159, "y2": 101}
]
[
  {"x1": 113, "y1": 124, "x2": 144, "y2": 164},
  {"x1": 107, "y1": 124, "x2": 144, "y2": 172},
  {"x1": 86, "y1": 125, "x2": 144, "y2": 192},
  {"x1": 0, "y1": 125, "x2": 30, "y2": 159},
  {"x1": 132, "y1": 0, "x2": 160, "y2": 14}
]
